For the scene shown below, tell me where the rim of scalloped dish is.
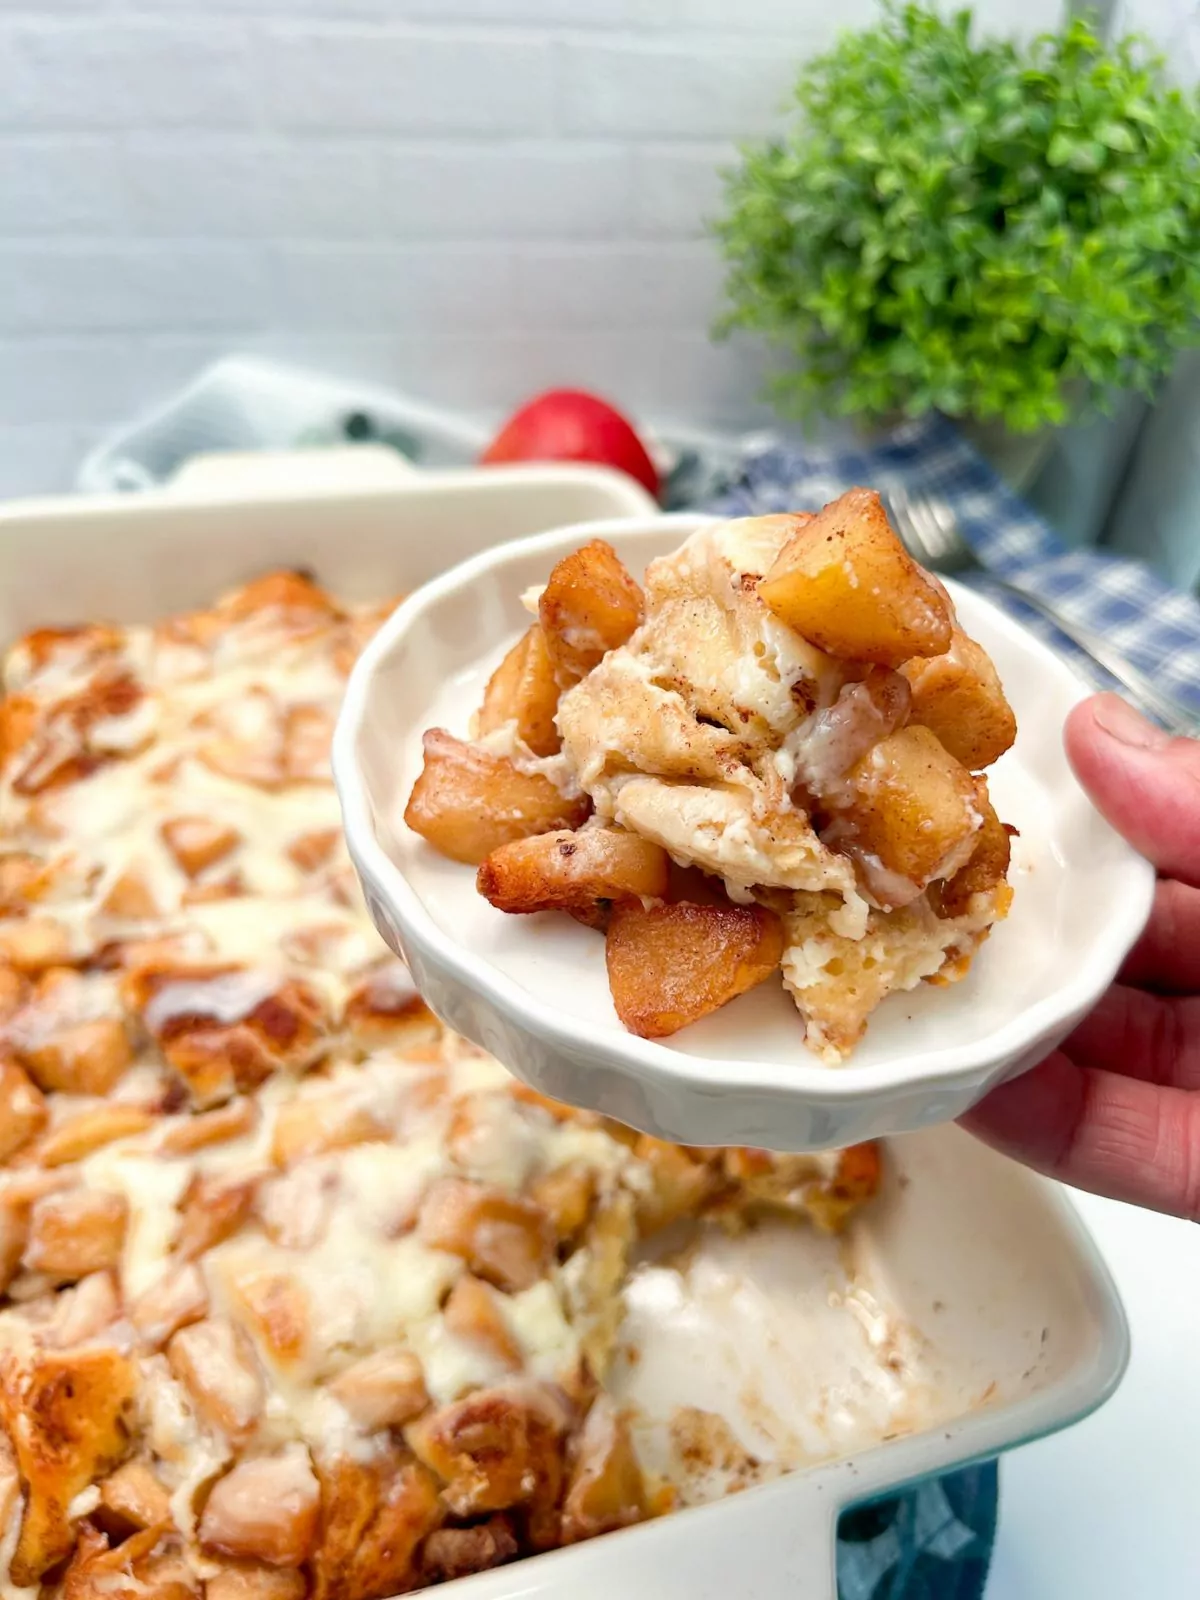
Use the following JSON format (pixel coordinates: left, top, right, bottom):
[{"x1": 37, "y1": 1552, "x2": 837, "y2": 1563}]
[{"x1": 333, "y1": 512, "x2": 1157, "y2": 1106}]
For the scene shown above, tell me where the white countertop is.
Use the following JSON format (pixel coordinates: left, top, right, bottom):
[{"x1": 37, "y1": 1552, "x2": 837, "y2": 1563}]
[{"x1": 986, "y1": 1190, "x2": 1200, "y2": 1597}]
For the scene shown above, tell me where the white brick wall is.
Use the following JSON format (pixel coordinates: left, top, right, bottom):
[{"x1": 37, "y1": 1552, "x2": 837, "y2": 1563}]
[{"x1": 0, "y1": 0, "x2": 1061, "y2": 496}]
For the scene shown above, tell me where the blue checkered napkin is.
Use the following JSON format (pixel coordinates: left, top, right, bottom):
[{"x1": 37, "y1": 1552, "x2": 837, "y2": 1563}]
[
  {"x1": 705, "y1": 413, "x2": 1200, "y2": 713},
  {"x1": 836, "y1": 1464, "x2": 999, "y2": 1600}
]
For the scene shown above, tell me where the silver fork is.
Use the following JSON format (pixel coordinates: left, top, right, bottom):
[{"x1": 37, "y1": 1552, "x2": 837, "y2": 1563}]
[{"x1": 883, "y1": 482, "x2": 1200, "y2": 737}]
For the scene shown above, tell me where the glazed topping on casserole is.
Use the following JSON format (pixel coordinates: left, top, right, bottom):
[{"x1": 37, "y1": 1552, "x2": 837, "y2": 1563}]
[{"x1": 0, "y1": 570, "x2": 880, "y2": 1600}]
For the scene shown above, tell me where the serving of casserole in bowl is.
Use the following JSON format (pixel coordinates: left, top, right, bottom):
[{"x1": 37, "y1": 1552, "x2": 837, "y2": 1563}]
[
  {"x1": 0, "y1": 466, "x2": 1128, "y2": 1600},
  {"x1": 336, "y1": 506, "x2": 1154, "y2": 1152}
]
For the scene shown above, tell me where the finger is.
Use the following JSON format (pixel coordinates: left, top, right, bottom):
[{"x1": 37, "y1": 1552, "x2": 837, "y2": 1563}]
[
  {"x1": 960, "y1": 1052, "x2": 1200, "y2": 1221},
  {"x1": 1119, "y1": 878, "x2": 1200, "y2": 993},
  {"x1": 1065, "y1": 986, "x2": 1200, "y2": 1089},
  {"x1": 1065, "y1": 695, "x2": 1200, "y2": 887}
]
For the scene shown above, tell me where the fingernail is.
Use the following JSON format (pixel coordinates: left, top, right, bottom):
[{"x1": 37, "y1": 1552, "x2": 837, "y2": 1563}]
[{"x1": 1091, "y1": 694, "x2": 1170, "y2": 751}]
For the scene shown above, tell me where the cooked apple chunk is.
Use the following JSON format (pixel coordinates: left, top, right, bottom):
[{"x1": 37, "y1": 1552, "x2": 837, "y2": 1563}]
[
  {"x1": 161, "y1": 815, "x2": 240, "y2": 877},
  {"x1": 328, "y1": 1347, "x2": 430, "y2": 1431},
  {"x1": 835, "y1": 725, "x2": 981, "y2": 898},
  {"x1": 477, "y1": 826, "x2": 668, "y2": 916},
  {"x1": 128, "y1": 1261, "x2": 208, "y2": 1348},
  {"x1": 199, "y1": 1446, "x2": 320, "y2": 1568},
  {"x1": 527, "y1": 1163, "x2": 595, "y2": 1243},
  {"x1": 759, "y1": 488, "x2": 951, "y2": 667},
  {"x1": 477, "y1": 624, "x2": 562, "y2": 757},
  {"x1": 443, "y1": 1273, "x2": 523, "y2": 1371},
  {"x1": 561, "y1": 1394, "x2": 649, "y2": 1544},
  {"x1": 538, "y1": 539, "x2": 644, "y2": 687},
  {"x1": 418, "y1": 1177, "x2": 553, "y2": 1293},
  {"x1": 405, "y1": 730, "x2": 588, "y2": 865},
  {"x1": 168, "y1": 1318, "x2": 265, "y2": 1440},
  {"x1": 0, "y1": 1056, "x2": 46, "y2": 1160},
  {"x1": 605, "y1": 901, "x2": 784, "y2": 1038},
  {"x1": 18, "y1": 1012, "x2": 132, "y2": 1097},
  {"x1": 175, "y1": 1174, "x2": 258, "y2": 1259},
  {"x1": 24, "y1": 1188, "x2": 128, "y2": 1280},
  {"x1": 928, "y1": 784, "x2": 1013, "y2": 920},
  {"x1": 901, "y1": 627, "x2": 1016, "y2": 769},
  {"x1": 97, "y1": 1458, "x2": 173, "y2": 1534}
]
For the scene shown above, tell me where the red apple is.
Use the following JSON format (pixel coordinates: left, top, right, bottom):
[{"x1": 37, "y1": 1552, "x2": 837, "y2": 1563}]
[{"x1": 480, "y1": 389, "x2": 660, "y2": 500}]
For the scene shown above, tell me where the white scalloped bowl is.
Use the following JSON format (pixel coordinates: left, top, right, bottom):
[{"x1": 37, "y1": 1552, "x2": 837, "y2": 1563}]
[{"x1": 334, "y1": 511, "x2": 1155, "y2": 1152}]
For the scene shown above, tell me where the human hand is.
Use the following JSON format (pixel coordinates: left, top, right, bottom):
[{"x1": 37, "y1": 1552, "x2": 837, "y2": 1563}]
[{"x1": 961, "y1": 693, "x2": 1200, "y2": 1220}]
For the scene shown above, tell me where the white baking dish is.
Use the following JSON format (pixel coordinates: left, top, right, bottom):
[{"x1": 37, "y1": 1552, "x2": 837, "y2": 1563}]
[{"x1": 0, "y1": 460, "x2": 1127, "y2": 1599}]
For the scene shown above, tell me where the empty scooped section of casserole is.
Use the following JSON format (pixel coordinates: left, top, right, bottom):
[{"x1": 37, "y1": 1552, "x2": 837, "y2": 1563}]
[{"x1": 406, "y1": 490, "x2": 1016, "y2": 1062}]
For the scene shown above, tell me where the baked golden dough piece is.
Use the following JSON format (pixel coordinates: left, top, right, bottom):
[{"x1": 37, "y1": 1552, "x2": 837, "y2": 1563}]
[
  {"x1": 407, "y1": 492, "x2": 1016, "y2": 1062},
  {"x1": 0, "y1": 569, "x2": 880, "y2": 1597}
]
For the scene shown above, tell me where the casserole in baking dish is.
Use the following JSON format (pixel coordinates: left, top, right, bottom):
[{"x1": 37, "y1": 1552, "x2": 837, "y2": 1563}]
[
  {"x1": 0, "y1": 463, "x2": 1127, "y2": 1600},
  {"x1": 0, "y1": 559, "x2": 881, "y2": 1596}
]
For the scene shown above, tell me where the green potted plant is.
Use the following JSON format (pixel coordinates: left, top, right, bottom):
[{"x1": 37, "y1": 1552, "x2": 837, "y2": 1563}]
[{"x1": 715, "y1": 3, "x2": 1200, "y2": 489}]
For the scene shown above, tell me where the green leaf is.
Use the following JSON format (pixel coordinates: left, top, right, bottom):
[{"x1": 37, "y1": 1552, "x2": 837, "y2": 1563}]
[
  {"x1": 1096, "y1": 119, "x2": 1138, "y2": 151},
  {"x1": 1071, "y1": 139, "x2": 1107, "y2": 172}
]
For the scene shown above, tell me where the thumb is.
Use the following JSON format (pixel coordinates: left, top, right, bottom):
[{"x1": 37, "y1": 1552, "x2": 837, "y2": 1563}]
[{"x1": 1065, "y1": 694, "x2": 1200, "y2": 887}]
